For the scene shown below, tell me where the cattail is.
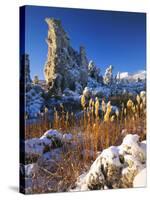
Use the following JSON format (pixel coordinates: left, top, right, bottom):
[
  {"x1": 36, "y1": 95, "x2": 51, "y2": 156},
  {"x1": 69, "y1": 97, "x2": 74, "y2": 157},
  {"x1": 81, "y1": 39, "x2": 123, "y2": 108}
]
[
  {"x1": 127, "y1": 99, "x2": 134, "y2": 109},
  {"x1": 95, "y1": 97, "x2": 100, "y2": 118},
  {"x1": 89, "y1": 98, "x2": 93, "y2": 109},
  {"x1": 136, "y1": 94, "x2": 141, "y2": 105},
  {"x1": 44, "y1": 106, "x2": 49, "y2": 113},
  {"x1": 71, "y1": 112, "x2": 74, "y2": 117},
  {"x1": 115, "y1": 109, "x2": 119, "y2": 118},
  {"x1": 107, "y1": 101, "x2": 112, "y2": 114},
  {"x1": 66, "y1": 112, "x2": 69, "y2": 121},
  {"x1": 124, "y1": 108, "x2": 127, "y2": 116},
  {"x1": 140, "y1": 91, "x2": 146, "y2": 99},
  {"x1": 54, "y1": 110, "x2": 59, "y2": 128},
  {"x1": 140, "y1": 102, "x2": 143, "y2": 111},
  {"x1": 102, "y1": 100, "x2": 106, "y2": 113},
  {"x1": 132, "y1": 105, "x2": 136, "y2": 113},
  {"x1": 110, "y1": 115, "x2": 115, "y2": 122},
  {"x1": 142, "y1": 96, "x2": 146, "y2": 106},
  {"x1": 104, "y1": 101, "x2": 112, "y2": 122},
  {"x1": 104, "y1": 113, "x2": 110, "y2": 122},
  {"x1": 81, "y1": 95, "x2": 87, "y2": 109},
  {"x1": 136, "y1": 105, "x2": 139, "y2": 111},
  {"x1": 92, "y1": 99, "x2": 95, "y2": 107}
]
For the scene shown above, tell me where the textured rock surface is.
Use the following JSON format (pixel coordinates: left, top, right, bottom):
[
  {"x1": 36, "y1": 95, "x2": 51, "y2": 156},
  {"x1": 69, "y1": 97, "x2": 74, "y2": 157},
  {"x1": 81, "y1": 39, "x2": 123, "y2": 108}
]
[
  {"x1": 20, "y1": 54, "x2": 45, "y2": 118},
  {"x1": 25, "y1": 85, "x2": 45, "y2": 118},
  {"x1": 22, "y1": 129, "x2": 74, "y2": 193},
  {"x1": 72, "y1": 134, "x2": 146, "y2": 191},
  {"x1": 25, "y1": 129, "x2": 73, "y2": 163},
  {"x1": 44, "y1": 18, "x2": 88, "y2": 95},
  {"x1": 20, "y1": 54, "x2": 32, "y2": 85}
]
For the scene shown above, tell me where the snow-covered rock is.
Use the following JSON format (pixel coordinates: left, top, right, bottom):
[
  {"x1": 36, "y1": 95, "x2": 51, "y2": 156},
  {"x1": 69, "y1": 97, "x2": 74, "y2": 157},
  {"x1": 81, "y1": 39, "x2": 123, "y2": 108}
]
[
  {"x1": 72, "y1": 134, "x2": 146, "y2": 191},
  {"x1": 24, "y1": 163, "x2": 38, "y2": 178},
  {"x1": 63, "y1": 88, "x2": 80, "y2": 97},
  {"x1": 25, "y1": 138, "x2": 45, "y2": 161},
  {"x1": 83, "y1": 87, "x2": 92, "y2": 98},
  {"x1": 40, "y1": 129, "x2": 62, "y2": 141},
  {"x1": 92, "y1": 86, "x2": 111, "y2": 98},
  {"x1": 25, "y1": 129, "x2": 73, "y2": 162},
  {"x1": 118, "y1": 134, "x2": 146, "y2": 163}
]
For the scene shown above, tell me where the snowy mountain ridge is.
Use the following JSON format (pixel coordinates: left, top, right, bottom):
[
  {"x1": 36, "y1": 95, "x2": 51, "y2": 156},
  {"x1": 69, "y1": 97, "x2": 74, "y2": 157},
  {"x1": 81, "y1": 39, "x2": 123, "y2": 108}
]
[{"x1": 119, "y1": 70, "x2": 146, "y2": 81}]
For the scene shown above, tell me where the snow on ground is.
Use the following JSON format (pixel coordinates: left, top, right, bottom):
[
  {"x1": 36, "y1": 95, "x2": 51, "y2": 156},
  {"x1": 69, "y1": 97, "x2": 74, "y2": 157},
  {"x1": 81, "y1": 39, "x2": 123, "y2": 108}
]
[
  {"x1": 133, "y1": 168, "x2": 146, "y2": 188},
  {"x1": 87, "y1": 76, "x2": 145, "y2": 99},
  {"x1": 22, "y1": 129, "x2": 74, "y2": 193},
  {"x1": 22, "y1": 130, "x2": 147, "y2": 193},
  {"x1": 72, "y1": 134, "x2": 146, "y2": 191},
  {"x1": 25, "y1": 129, "x2": 73, "y2": 161}
]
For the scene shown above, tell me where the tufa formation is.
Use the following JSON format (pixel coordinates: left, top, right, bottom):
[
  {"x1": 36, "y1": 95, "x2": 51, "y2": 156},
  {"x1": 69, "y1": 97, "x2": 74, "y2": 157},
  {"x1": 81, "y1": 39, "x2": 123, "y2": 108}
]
[{"x1": 44, "y1": 18, "x2": 89, "y2": 96}]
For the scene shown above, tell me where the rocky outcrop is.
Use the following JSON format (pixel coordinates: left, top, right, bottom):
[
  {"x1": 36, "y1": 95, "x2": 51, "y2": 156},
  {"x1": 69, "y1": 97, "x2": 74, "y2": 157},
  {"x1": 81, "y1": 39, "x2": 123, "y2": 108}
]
[
  {"x1": 72, "y1": 134, "x2": 146, "y2": 191},
  {"x1": 25, "y1": 129, "x2": 73, "y2": 163},
  {"x1": 88, "y1": 60, "x2": 100, "y2": 82},
  {"x1": 20, "y1": 54, "x2": 32, "y2": 85},
  {"x1": 44, "y1": 18, "x2": 88, "y2": 96},
  {"x1": 21, "y1": 129, "x2": 73, "y2": 193},
  {"x1": 20, "y1": 55, "x2": 45, "y2": 118}
]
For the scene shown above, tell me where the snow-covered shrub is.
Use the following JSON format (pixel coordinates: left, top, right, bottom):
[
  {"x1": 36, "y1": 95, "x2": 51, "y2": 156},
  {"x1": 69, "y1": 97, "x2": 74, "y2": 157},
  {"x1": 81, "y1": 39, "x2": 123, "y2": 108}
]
[{"x1": 72, "y1": 134, "x2": 146, "y2": 191}]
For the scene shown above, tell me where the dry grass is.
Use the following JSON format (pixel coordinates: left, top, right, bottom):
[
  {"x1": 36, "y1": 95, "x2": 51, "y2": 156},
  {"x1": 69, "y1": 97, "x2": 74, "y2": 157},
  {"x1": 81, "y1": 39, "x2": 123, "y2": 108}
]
[{"x1": 25, "y1": 93, "x2": 146, "y2": 193}]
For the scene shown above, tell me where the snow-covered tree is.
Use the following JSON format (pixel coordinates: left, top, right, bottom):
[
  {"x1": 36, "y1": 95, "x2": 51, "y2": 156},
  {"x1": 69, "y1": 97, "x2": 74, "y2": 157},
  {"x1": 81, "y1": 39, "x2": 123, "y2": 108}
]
[
  {"x1": 88, "y1": 60, "x2": 103, "y2": 83},
  {"x1": 103, "y1": 65, "x2": 114, "y2": 85}
]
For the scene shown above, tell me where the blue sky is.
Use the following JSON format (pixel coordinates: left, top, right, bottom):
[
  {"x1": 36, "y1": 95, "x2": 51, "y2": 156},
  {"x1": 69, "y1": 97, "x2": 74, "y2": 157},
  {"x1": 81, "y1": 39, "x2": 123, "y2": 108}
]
[{"x1": 23, "y1": 6, "x2": 146, "y2": 80}]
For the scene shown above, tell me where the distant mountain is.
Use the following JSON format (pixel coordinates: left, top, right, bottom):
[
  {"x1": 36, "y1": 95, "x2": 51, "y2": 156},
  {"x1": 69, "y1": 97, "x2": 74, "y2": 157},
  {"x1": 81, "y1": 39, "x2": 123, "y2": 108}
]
[{"x1": 119, "y1": 70, "x2": 146, "y2": 82}]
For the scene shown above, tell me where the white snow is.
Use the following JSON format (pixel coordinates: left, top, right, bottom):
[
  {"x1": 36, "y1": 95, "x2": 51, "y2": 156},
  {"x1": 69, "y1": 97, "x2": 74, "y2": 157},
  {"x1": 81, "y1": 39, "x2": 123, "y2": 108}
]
[
  {"x1": 40, "y1": 129, "x2": 63, "y2": 140},
  {"x1": 100, "y1": 146, "x2": 121, "y2": 167},
  {"x1": 120, "y1": 72, "x2": 129, "y2": 79},
  {"x1": 25, "y1": 163, "x2": 38, "y2": 178},
  {"x1": 119, "y1": 70, "x2": 146, "y2": 81},
  {"x1": 25, "y1": 138, "x2": 45, "y2": 156},
  {"x1": 121, "y1": 134, "x2": 139, "y2": 146},
  {"x1": 25, "y1": 129, "x2": 73, "y2": 158},
  {"x1": 133, "y1": 168, "x2": 146, "y2": 188},
  {"x1": 118, "y1": 134, "x2": 146, "y2": 163},
  {"x1": 140, "y1": 91, "x2": 146, "y2": 99}
]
